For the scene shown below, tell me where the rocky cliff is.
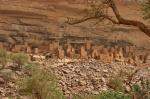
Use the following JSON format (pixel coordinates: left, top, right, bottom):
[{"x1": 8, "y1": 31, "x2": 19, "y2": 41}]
[
  {"x1": 0, "y1": 0, "x2": 84, "y2": 44},
  {"x1": 0, "y1": 0, "x2": 150, "y2": 48}
]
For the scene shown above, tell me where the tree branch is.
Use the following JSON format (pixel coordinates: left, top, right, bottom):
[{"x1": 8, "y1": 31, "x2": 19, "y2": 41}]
[
  {"x1": 108, "y1": 0, "x2": 150, "y2": 37},
  {"x1": 66, "y1": 16, "x2": 97, "y2": 25},
  {"x1": 66, "y1": 0, "x2": 150, "y2": 37},
  {"x1": 66, "y1": 14, "x2": 118, "y2": 25}
]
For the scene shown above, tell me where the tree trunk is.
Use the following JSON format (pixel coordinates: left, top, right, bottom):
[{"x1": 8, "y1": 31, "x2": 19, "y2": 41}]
[{"x1": 109, "y1": 0, "x2": 150, "y2": 37}]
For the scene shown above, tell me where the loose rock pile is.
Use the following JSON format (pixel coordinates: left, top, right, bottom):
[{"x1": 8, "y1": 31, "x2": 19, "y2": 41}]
[
  {"x1": 0, "y1": 58, "x2": 149, "y2": 98},
  {"x1": 0, "y1": 69, "x2": 20, "y2": 98},
  {"x1": 52, "y1": 59, "x2": 150, "y2": 97}
]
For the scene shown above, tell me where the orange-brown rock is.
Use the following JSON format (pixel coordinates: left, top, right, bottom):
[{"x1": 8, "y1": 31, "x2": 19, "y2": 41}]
[
  {"x1": 66, "y1": 44, "x2": 72, "y2": 58},
  {"x1": 100, "y1": 48, "x2": 111, "y2": 63},
  {"x1": 143, "y1": 54, "x2": 150, "y2": 63},
  {"x1": 53, "y1": 42, "x2": 59, "y2": 50},
  {"x1": 37, "y1": 44, "x2": 49, "y2": 53},
  {"x1": 34, "y1": 48, "x2": 39, "y2": 54},
  {"x1": 49, "y1": 43, "x2": 54, "y2": 51},
  {"x1": 66, "y1": 44, "x2": 76, "y2": 58},
  {"x1": 114, "y1": 45, "x2": 119, "y2": 51},
  {"x1": 24, "y1": 42, "x2": 28, "y2": 47},
  {"x1": 118, "y1": 47, "x2": 124, "y2": 58},
  {"x1": 130, "y1": 55, "x2": 138, "y2": 66},
  {"x1": 127, "y1": 58, "x2": 135, "y2": 65},
  {"x1": 91, "y1": 46, "x2": 99, "y2": 59},
  {"x1": 58, "y1": 46, "x2": 65, "y2": 59},
  {"x1": 11, "y1": 45, "x2": 23, "y2": 53},
  {"x1": 49, "y1": 42, "x2": 59, "y2": 55},
  {"x1": 0, "y1": 0, "x2": 91, "y2": 45},
  {"x1": 0, "y1": 42, "x2": 4, "y2": 49},
  {"x1": 129, "y1": 46, "x2": 135, "y2": 53},
  {"x1": 109, "y1": 47, "x2": 115, "y2": 54},
  {"x1": 85, "y1": 40, "x2": 92, "y2": 50},
  {"x1": 70, "y1": 47, "x2": 75, "y2": 58},
  {"x1": 139, "y1": 55, "x2": 145, "y2": 63},
  {"x1": 0, "y1": 0, "x2": 149, "y2": 51},
  {"x1": 80, "y1": 46, "x2": 88, "y2": 59},
  {"x1": 114, "y1": 48, "x2": 125, "y2": 64},
  {"x1": 26, "y1": 46, "x2": 32, "y2": 54},
  {"x1": 124, "y1": 46, "x2": 130, "y2": 57},
  {"x1": 98, "y1": 45, "x2": 104, "y2": 53}
]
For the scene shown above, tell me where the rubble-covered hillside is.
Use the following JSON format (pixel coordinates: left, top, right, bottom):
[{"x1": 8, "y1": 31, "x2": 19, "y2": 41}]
[{"x1": 0, "y1": 0, "x2": 149, "y2": 99}]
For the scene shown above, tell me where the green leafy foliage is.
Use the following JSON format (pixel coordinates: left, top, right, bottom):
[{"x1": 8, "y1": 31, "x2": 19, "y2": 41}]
[
  {"x1": 23, "y1": 63, "x2": 39, "y2": 70},
  {"x1": 72, "y1": 91, "x2": 131, "y2": 99},
  {"x1": 72, "y1": 94, "x2": 93, "y2": 99},
  {"x1": 17, "y1": 65, "x2": 65, "y2": 99},
  {"x1": 132, "y1": 84, "x2": 141, "y2": 93},
  {"x1": 142, "y1": 0, "x2": 150, "y2": 20},
  {"x1": 131, "y1": 79, "x2": 150, "y2": 99},
  {"x1": 72, "y1": 94, "x2": 85, "y2": 99},
  {"x1": 0, "y1": 49, "x2": 9, "y2": 69},
  {"x1": 94, "y1": 91, "x2": 131, "y2": 99},
  {"x1": 108, "y1": 77, "x2": 125, "y2": 92},
  {"x1": 11, "y1": 53, "x2": 29, "y2": 67}
]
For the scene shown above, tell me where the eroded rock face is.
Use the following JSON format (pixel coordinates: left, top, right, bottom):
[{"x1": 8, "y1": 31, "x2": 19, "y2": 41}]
[
  {"x1": 0, "y1": 0, "x2": 87, "y2": 44},
  {"x1": 0, "y1": 0, "x2": 150, "y2": 49}
]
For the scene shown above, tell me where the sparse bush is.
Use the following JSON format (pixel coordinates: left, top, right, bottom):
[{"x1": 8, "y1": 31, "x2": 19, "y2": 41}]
[
  {"x1": 23, "y1": 63, "x2": 39, "y2": 71},
  {"x1": 131, "y1": 79, "x2": 150, "y2": 99},
  {"x1": 94, "y1": 91, "x2": 131, "y2": 99},
  {"x1": 0, "y1": 49, "x2": 9, "y2": 69},
  {"x1": 108, "y1": 77, "x2": 125, "y2": 92},
  {"x1": 72, "y1": 93, "x2": 92, "y2": 99},
  {"x1": 73, "y1": 54, "x2": 80, "y2": 59},
  {"x1": 132, "y1": 84, "x2": 141, "y2": 93},
  {"x1": 11, "y1": 53, "x2": 29, "y2": 69},
  {"x1": 142, "y1": 0, "x2": 150, "y2": 20},
  {"x1": 72, "y1": 91, "x2": 131, "y2": 99},
  {"x1": 72, "y1": 94, "x2": 85, "y2": 99},
  {"x1": 17, "y1": 65, "x2": 65, "y2": 99}
]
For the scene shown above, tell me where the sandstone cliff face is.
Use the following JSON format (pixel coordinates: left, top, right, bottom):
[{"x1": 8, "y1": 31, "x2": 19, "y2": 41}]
[
  {"x1": 0, "y1": 0, "x2": 150, "y2": 48},
  {"x1": 0, "y1": 0, "x2": 86, "y2": 44}
]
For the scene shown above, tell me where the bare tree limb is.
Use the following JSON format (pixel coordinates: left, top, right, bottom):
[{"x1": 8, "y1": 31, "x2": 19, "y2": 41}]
[
  {"x1": 108, "y1": 0, "x2": 150, "y2": 37},
  {"x1": 66, "y1": 14, "x2": 118, "y2": 25},
  {"x1": 66, "y1": 16, "x2": 97, "y2": 25},
  {"x1": 66, "y1": 0, "x2": 150, "y2": 37}
]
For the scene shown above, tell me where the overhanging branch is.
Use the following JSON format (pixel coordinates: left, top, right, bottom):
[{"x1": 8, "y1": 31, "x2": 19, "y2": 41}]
[
  {"x1": 66, "y1": 0, "x2": 150, "y2": 37},
  {"x1": 66, "y1": 14, "x2": 118, "y2": 25},
  {"x1": 108, "y1": 0, "x2": 150, "y2": 37},
  {"x1": 66, "y1": 16, "x2": 97, "y2": 25}
]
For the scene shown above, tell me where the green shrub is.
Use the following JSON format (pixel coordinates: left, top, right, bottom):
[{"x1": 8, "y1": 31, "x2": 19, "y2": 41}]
[
  {"x1": 142, "y1": 0, "x2": 150, "y2": 20},
  {"x1": 11, "y1": 53, "x2": 29, "y2": 68},
  {"x1": 23, "y1": 63, "x2": 39, "y2": 70},
  {"x1": 94, "y1": 91, "x2": 131, "y2": 99},
  {"x1": 0, "y1": 49, "x2": 9, "y2": 69},
  {"x1": 131, "y1": 79, "x2": 150, "y2": 99},
  {"x1": 72, "y1": 94, "x2": 84, "y2": 99},
  {"x1": 72, "y1": 91, "x2": 131, "y2": 99},
  {"x1": 132, "y1": 84, "x2": 141, "y2": 93},
  {"x1": 108, "y1": 77, "x2": 125, "y2": 92},
  {"x1": 18, "y1": 66, "x2": 65, "y2": 99},
  {"x1": 72, "y1": 94, "x2": 92, "y2": 99}
]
